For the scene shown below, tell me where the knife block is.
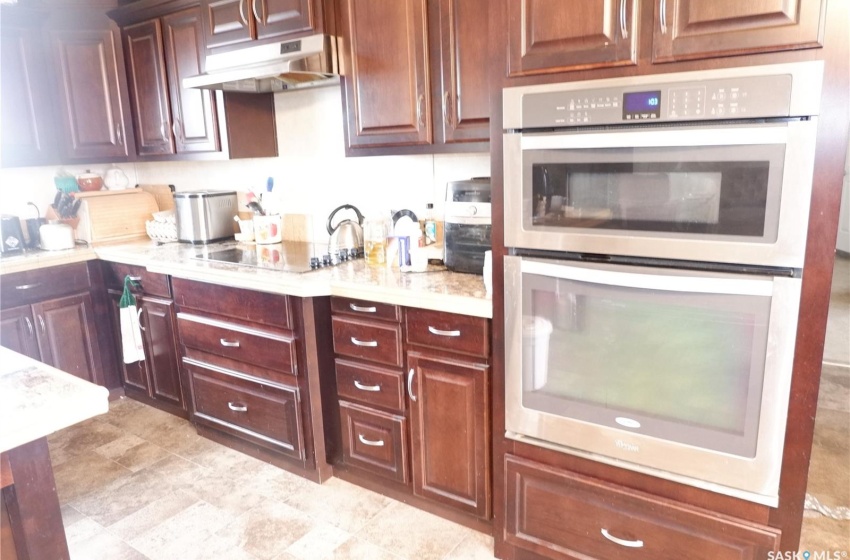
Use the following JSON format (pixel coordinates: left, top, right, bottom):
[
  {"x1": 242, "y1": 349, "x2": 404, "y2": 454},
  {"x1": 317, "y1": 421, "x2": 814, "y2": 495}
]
[{"x1": 72, "y1": 190, "x2": 158, "y2": 244}]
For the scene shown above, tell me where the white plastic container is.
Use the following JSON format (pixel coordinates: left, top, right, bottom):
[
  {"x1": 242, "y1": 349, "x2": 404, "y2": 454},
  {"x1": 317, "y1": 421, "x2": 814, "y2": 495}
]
[{"x1": 253, "y1": 214, "x2": 282, "y2": 244}]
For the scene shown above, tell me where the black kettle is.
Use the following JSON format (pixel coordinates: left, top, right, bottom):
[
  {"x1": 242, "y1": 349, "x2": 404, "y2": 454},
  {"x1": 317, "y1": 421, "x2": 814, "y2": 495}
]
[{"x1": 326, "y1": 204, "x2": 364, "y2": 254}]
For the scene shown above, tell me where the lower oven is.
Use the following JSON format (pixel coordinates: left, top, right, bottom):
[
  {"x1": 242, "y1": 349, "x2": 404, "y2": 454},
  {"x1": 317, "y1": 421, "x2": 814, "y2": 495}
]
[{"x1": 504, "y1": 255, "x2": 801, "y2": 506}]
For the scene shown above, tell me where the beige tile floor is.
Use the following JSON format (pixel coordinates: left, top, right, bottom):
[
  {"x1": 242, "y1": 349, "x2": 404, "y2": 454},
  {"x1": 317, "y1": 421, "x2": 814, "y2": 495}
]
[{"x1": 48, "y1": 255, "x2": 849, "y2": 559}]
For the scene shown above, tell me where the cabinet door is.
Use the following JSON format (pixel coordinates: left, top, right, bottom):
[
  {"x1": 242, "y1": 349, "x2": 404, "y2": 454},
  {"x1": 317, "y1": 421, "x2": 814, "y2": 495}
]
[
  {"x1": 138, "y1": 297, "x2": 185, "y2": 410},
  {"x1": 0, "y1": 306, "x2": 40, "y2": 361},
  {"x1": 49, "y1": 25, "x2": 131, "y2": 160},
  {"x1": 203, "y1": 0, "x2": 255, "y2": 52},
  {"x1": 123, "y1": 20, "x2": 175, "y2": 156},
  {"x1": 255, "y1": 0, "x2": 316, "y2": 41},
  {"x1": 433, "y1": 0, "x2": 489, "y2": 144},
  {"x1": 107, "y1": 289, "x2": 149, "y2": 394},
  {"x1": 507, "y1": 0, "x2": 636, "y2": 77},
  {"x1": 32, "y1": 293, "x2": 103, "y2": 384},
  {"x1": 340, "y1": 0, "x2": 431, "y2": 149},
  {"x1": 652, "y1": 0, "x2": 826, "y2": 63},
  {"x1": 163, "y1": 8, "x2": 220, "y2": 154},
  {"x1": 408, "y1": 351, "x2": 490, "y2": 518},
  {"x1": 0, "y1": 25, "x2": 57, "y2": 167}
]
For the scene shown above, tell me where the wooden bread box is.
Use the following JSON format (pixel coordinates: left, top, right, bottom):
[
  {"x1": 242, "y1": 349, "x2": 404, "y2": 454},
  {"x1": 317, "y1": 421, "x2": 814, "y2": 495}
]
[{"x1": 73, "y1": 190, "x2": 158, "y2": 244}]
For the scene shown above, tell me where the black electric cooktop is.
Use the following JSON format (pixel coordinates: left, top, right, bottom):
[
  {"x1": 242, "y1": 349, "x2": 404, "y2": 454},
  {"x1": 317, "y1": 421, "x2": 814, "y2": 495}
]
[{"x1": 192, "y1": 242, "x2": 362, "y2": 273}]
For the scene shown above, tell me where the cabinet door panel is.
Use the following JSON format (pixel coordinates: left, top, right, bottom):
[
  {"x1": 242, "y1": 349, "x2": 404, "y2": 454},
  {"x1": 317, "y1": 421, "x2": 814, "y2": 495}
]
[
  {"x1": 163, "y1": 8, "x2": 220, "y2": 154},
  {"x1": 408, "y1": 351, "x2": 490, "y2": 518},
  {"x1": 256, "y1": 0, "x2": 315, "y2": 40},
  {"x1": 434, "y1": 0, "x2": 489, "y2": 144},
  {"x1": 652, "y1": 0, "x2": 826, "y2": 62},
  {"x1": 0, "y1": 306, "x2": 40, "y2": 360},
  {"x1": 139, "y1": 297, "x2": 184, "y2": 410},
  {"x1": 32, "y1": 293, "x2": 102, "y2": 384},
  {"x1": 340, "y1": 0, "x2": 431, "y2": 149},
  {"x1": 50, "y1": 27, "x2": 130, "y2": 159},
  {"x1": 507, "y1": 0, "x2": 636, "y2": 77},
  {"x1": 124, "y1": 20, "x2": 174, "y2": 156},
  {"x1": 107, "y1": 289, "x2": 149, "y2": 394},
  {"x1": 203, "y1": 0, "x2": 255, "y2": 52}
]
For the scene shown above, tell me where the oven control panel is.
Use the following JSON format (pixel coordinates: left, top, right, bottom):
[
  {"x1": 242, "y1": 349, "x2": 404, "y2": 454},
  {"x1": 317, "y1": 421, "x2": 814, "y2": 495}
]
[{"x1": 520, "y1": 74, "x2": 793, "y2": 128}]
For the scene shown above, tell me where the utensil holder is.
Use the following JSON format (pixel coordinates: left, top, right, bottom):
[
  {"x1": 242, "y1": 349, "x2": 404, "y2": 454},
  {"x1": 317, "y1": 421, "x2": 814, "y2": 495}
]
[{"x1": 254, "y1": 214, "x2": 282, "y2": 244}]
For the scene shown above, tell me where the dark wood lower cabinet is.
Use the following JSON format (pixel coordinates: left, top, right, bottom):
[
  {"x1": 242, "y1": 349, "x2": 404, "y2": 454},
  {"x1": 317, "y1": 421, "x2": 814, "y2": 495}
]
[
  {"x1": 0, "y1": 306, "x2": 40, "y2": 361},
  {"x1": 139, "y1": 297, "x2": 184, "y2": 409},
  {"x1": 505, "y1": 455, "x2": 781, "y2": 560}
]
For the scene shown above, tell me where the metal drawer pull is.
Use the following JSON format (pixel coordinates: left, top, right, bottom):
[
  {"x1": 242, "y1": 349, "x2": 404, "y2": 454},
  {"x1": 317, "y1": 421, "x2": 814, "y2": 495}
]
[
  {"x1": 619, "y1": 0, "x2": 628, "y2": 39},
  {"x1": 349, "y1": 303, "x2": 377, "y2": 313},
  {"x1": 238, "y1": 0, "x2": 247, "y2": 24},
  {"x1": 659, "y1": 0, "x2": 667, "y2": 35},
  {"x1": 354, "y1": 380, "x2": 381, "y2": 392},
  {"x1": 15, "y1": 283, "x2": 41, "y2": 290},
  {"x1": 128, "y1": 276, "x2": 142, "y2": 282},
  {"x1": 600, "y1": 529, "x2": 643, "y2": 548},
  {"x1": 428, "y1": 326, "x2": 461, "y2": 337},
  {"x1": 358, "y1": 434, "x2": 385, "y2": 447},
  {"x1": 227, "y1": 402, "x2": 248, "y2": 412},
  {"x1": 138, "y1": 307, "x2": 145, "y2": 331},
  {"x1": 24, "y1": 317, "x2": 34, "y2": 337},
  {"x1": 351, "y1": 337, "x2": 378, "y2": 347},
  {"x1": 220, "y1": 339, "x2": 241, "y2": 348},
  {"x1": 38, "y1": 315, "x2": 46, "y2": 335},
  {"x1": 407, "y1": 368, "x2": 417, "y2": 402}
]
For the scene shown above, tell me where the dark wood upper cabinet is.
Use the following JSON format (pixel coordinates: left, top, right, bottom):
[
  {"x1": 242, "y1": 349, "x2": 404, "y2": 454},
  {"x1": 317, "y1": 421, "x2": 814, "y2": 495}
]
[
  {"x1": 507, "y1": 0, "x2": 637, "y2": 77},
  {"x1": 0, "y1": 17, "x2": 58, "y2": 168},
  {"x1": 203, "y1": 0, "x2": 322, "y2": 54},
  {"x1": 651, "y1": 0, "x2": 827, "y2": 63},
  {"x1": 47, "y1": 20, "x2": 134, "y2": 161},
  {"x1": 339, "y1": 0, "x2": 489, "y2": 154}
]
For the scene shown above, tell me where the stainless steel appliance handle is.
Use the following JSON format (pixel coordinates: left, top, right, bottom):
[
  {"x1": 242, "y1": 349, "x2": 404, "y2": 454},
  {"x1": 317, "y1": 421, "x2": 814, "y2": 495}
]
[
  {"x1": 228, "y1": 402, "x2": 248, "y2": 412},
  {"x1": 428, "y1": 326, "x2": 461, "y2": 337},
  {"x1": 238, "y1": 0, "x2": 247, "y2": 25},
  {"x1": 358, "y1": 434, "x2": 385, "y2": 447},
  {"x1": 349, "y1": 303, "x2": 377, "y2": 313},
  {"x1": 38, "y1": 315, "x2": 46, "y2": 335},
  {"x1": 24, "y1": 317, "x2": 34, "y2": 337},
  {"x1": 601, "y1": 528, "x2": 644, "y2": 548},
  {"x1": 15, "y1": 283, "x2": 41, "y2": 290},
  {"x1": 354, "y1": 380, "x2": 381, "y2": 392},
  {"x1": 351, "y1": 337, "x2": 378, "y2": 348},
  {"x1": 520, "y1": 126, "x2": 788, "y2": 150},
  {"x1": 660, "y1": 0, "x2": 668, "y2": 35},
  {"x1": 407, "y1": 368, "x2": 417, "y2": 402},
  {"x1": 520, "y1": 258, "x2": 774, "y2": 297},
  {"x1": 619, "y1": 0, "x2": 628, "y2": 39},
  {"x1": 137, "y1": 307, "x2": 145, "y2": 331},
  {"x1": 220, "y1": 338, "x2": 240, "y2": 347}
]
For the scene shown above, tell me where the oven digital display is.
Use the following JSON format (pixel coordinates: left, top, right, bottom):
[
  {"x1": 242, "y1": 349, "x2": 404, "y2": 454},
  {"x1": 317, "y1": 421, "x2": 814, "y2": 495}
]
[{"x1": 623, "y1": 90, "x2": 661, "y2": 120}]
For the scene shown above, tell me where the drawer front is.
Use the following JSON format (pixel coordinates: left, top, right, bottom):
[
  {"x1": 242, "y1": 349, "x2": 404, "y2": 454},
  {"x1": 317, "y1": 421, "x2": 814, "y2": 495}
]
[
  {"x1": 405, "y1": 308, "x2": 489, "y2": 358},
  {"x1": 331, "y1": 297, "x2": 401, "y2": 322},
  {"x1": 332, "y1": 316, "x2": 403, "y2": 367},
  {"x1": 335, "y1": 359, "x2": 405, "y2": 412},
  {"x1": 172, "y1": 277, "x2": 292, "y2": 330},
  {"x1": 1, "y1": 262, "x2": 90, "y2": 308},
  {"x1": 178, "y1": 313, "x2": 296, "y2": 374},
  {"x1": 505, "y1": 455, "x2": 781, "y2": 560},
  {"x1": 104, "y1": 262, "x2": 170, "y2": 298},
  {"x1": 340, "y1": 401, "x2": 408, "y2": 483},
  {"x1": 187, "y1": 360, "x2": 303, "y2": 460}
]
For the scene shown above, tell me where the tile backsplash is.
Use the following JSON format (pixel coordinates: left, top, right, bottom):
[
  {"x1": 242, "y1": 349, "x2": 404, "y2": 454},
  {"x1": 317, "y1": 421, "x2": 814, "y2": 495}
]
[{"x1": 0, "y1": 85, "x2": 489, "y2": 242}]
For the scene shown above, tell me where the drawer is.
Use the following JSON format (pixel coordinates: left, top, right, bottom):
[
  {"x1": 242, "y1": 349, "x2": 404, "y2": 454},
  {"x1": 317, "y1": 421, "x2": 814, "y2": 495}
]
[
  {"x1": 177, "y1": 313, "x2": 297, "y2": 375},
  {"x1": 505, "y1": 455, "x2": 781, "y2": 560},
  {"x1": 331, "y1": 297, "x2": 401, "y2": 322},
  {"x1": 335, "y1": 359, "x2": 405, "y2": 412},
  {"x1": 340, "y1": 400, "x2": 408, "y2": 483},
  {"x1": 187, "y1": 360, "x2": 303, "y2": 460},
  {"x1": 172, "y1": 277, "x2": 292, "y2": 330},
  {"x1": 332, "y1": 316, "x2": 403, "y2": 367},
  {"x1": 104, "y1": 262, "x2": 170, "y2": 298},
  {"x1": 1, "y1": 262, "x2": 90, "y2": 308},
  {"x1": 405, "y1": 308, "x2": 489, "y2": 358}
]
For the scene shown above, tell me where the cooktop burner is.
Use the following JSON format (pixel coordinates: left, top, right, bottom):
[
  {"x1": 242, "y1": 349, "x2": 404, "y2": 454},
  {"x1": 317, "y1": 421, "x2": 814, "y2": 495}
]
[{"x1": 193, "y1": 242, "x2": 362, "y2": 273}]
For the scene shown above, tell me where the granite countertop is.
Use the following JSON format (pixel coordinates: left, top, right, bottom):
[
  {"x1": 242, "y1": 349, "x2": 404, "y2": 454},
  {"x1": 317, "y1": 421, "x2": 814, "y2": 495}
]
[
  {"x1": 0, "y1": 239, "x2": 493, "y2": 318},
  {"x1": 0, "y1": 347, "x2": 109, "y2": 453}
]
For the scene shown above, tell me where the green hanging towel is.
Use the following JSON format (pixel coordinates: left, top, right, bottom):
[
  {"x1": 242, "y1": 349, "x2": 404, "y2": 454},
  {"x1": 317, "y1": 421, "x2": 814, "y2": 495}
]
[{"x1": 119, "y1": 276, "x2": 145, "y2": 364}]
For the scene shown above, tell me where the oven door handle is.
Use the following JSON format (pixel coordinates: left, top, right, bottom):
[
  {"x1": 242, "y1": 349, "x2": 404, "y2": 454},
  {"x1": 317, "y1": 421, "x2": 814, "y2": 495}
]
[
  {"x1": 520, "y1": 125, "x2": 788, "y2": 150},
  {"x1": 519, "y1": 258, "x2": 774, "y2": 297}
]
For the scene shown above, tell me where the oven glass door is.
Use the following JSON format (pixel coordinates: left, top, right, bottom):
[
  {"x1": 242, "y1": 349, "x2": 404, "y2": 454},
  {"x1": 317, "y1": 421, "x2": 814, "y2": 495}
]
[
  {"x1": 504, "y1": 121, "x2": 818, "y2": 267},
  {"x1": 504, "y1": 256, "x2": 801, "y2": 504}
]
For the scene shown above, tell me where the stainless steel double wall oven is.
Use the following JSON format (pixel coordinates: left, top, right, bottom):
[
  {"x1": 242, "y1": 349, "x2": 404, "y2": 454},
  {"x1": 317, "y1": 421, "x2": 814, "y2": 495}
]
[{"x1": 502, "y1": 62, "x2": 823, "y2": 506}]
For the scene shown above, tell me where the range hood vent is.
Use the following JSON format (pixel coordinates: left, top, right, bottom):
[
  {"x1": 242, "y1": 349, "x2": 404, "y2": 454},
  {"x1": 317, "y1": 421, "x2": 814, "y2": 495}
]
[{"x1": 183, "y1": 34, "x2": 338, "y2": 94}]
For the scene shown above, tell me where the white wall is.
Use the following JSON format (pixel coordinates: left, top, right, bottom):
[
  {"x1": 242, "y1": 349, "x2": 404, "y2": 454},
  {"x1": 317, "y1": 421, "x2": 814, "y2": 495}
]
[{"x1": 0, "y1": 84, "x2": 490, "y2": 242}]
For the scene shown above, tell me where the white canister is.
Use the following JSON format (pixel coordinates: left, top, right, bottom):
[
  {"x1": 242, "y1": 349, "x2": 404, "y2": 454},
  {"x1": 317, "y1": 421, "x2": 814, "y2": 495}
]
[
  {"x1": 253, "y1": 214, "x2": 282, "y2": 244},
  {"x1": 39, "y1": 223, "x2": 76, "y2": 250}
]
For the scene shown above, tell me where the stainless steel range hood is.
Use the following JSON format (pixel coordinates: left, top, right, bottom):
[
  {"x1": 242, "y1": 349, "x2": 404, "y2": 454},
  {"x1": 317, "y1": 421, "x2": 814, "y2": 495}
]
[{"x1": 183, "y1": 34, "x2": 338, "y2": 94}]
